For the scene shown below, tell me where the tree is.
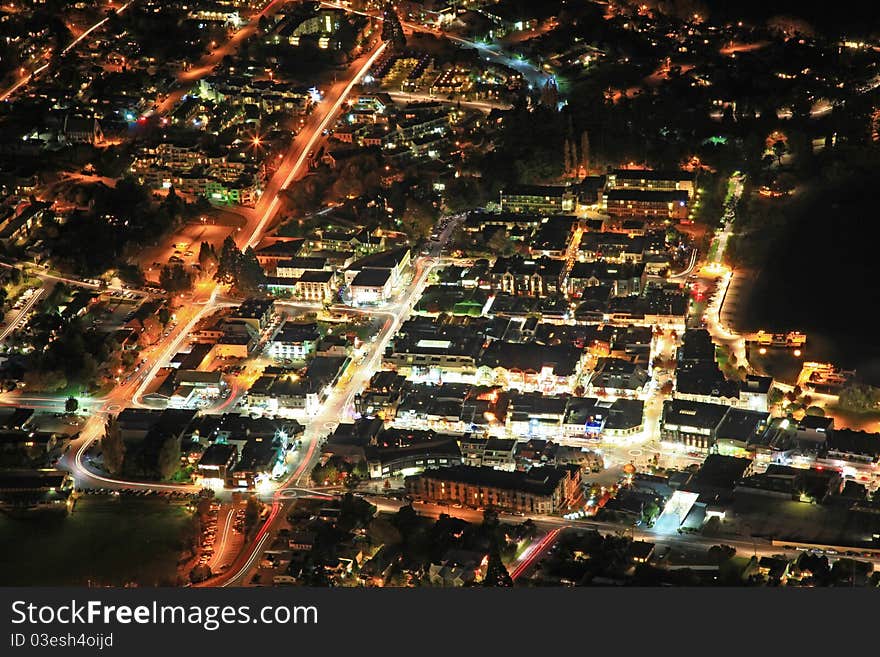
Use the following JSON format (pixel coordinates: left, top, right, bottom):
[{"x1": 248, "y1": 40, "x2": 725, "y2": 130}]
[
  {"x1": 214, "y1": 236, "x2": 265, "y2": 294},
  {"x1": 244, "y1": 495, "x2": 263, "y2": 534},
  {"x1": 237, "y1": 247, "x2": 266, "y2": 295},
  {"x1": 380, "y1": 2, "x2": 406, "y2": 51},
  {"x1": 159, "y1": 263, "x2": 194, "y2": 293},
  {"x1": 189, "y1": 564, "x2": 212, "y2": 583},
  {"x1": 768, "y1": 387, "x2": 785, "y2": 405},
  {"x1": 580, "y1": 130, "x2": 591, "y2": 172},
  {"x1": 102, "y1": 416, "x2": 126, "y2": 476},
  {"x1": 772, "y1": 139, "x2": 787, "y2": 166},
  {"x1": 486, "y1": 229, "x2": 511, "y2": 254},
  {"x1": 483, "y1": 550, "x2": 513, "y2": 587},
  {"x1": 215, "y1": 235, "x2": 240, "y2": 286},
  {"x1": 156, "y1": 435, "x2": 181, "y2": 480},
  {"x1": 563, "y1": 138, "x2": 574, "y2": 175},
  {"x1": 65, "y1": 397, "x2": 79, "y2": 413},
  {"x1": 312, "y1": 461, "x2": 339, "y2": 485},
  {"x1": 401, "y1": 199, "x2": 437, "y2": 239},
  {"x1": 198, "y1": 241, "x2": 218, "y2": 275}
]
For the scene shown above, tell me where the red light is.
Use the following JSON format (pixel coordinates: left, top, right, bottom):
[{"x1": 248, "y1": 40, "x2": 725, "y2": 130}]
[{"x1": 137, "y1": 116, "x2": 147, "y2": 124}]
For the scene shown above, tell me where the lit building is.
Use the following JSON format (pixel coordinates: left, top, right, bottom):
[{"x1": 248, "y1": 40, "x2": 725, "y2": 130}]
[{"x1": 405, "y1": 464, "x2": 582, "y2": 514}]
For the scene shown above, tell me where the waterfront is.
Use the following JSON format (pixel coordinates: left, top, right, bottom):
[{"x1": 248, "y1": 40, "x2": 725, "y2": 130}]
[{"x1": 733, "y1": 173, "x2": 880, "y2": 386}]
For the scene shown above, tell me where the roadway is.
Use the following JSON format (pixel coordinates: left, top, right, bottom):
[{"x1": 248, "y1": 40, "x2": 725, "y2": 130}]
[
  {"x1": 45, "y1": 41, "x2": 389, "y2": 498},
  {"x1": 211, "y1": 215, "x2": 464, "y2": 586},
  {"x1": 386, "y1": 90, "x2": 510, "y2": 113},
  {"x1": 369, "y1": 498, "x2": 880, "y2": 571}
]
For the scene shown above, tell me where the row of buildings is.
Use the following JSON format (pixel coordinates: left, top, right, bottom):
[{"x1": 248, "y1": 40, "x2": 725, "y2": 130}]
[
  {"x1": 258, "y1": 237, "x2": 412, "y2": 305},
  {"x1": 499, "y1": 168, "x2": 698, "y2": 221}
]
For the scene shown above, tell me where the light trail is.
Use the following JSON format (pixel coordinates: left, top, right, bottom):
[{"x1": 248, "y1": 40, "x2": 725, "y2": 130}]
[
  {"x1": 244, "y1": 42, "x2": 388, "y2": 250},
  {"x1": 511, "y1": 528, "x2": 561, "y2": 581}
]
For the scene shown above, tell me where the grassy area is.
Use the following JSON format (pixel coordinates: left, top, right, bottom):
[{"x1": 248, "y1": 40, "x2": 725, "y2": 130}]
[{"x1": 0, "y1": 496, "x2": 196, "y2": 586}]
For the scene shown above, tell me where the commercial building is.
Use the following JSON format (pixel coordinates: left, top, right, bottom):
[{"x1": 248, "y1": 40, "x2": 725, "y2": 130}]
[
  {"x1": 229, "y1": 298, "x2": 275, "y2": 333},
  {"x1": 350, "y1": 268, "x2": 393, "y2": 305},
  {"x1": 197, "y1": 443, "x2": 239, "y2": 486},
  {"x1": 365, "y1": 438, "x2": 462, "y2": 479},
  {"x1": 605, "y1": 169, "x2": 696, "y2": 196},
  {"x1": 268, "y1": 322, "x2": 320, "y2": 362},
  {"x1": 247, "y1": 356, "x2": 349, "y2": 417},
  {"x1": 294, "y1": 270, "x2": 335, "y2": 302},
  {"x1": 405, "y1": 464, "x2": 582, "y2": 514},
  {"x1": 345, "y1": 246, "x2": 411, "y2": 287},
  {"x1": 478, "y1": 341, "x2": 587, "y2": 394},
  {"x1": 660, "y1": 399, "x2": 730, "y2": 451},
  {"x1": 499, "y1": 184, "x2": 577, "y2": 214},
  {"x1": 0, "y1": 469, "x2": 74, "y2": 512},
  {"x1": 384, "y1": 316, "x2": 485, "y2": 382},
  {"x1": 601, "y1": 189, "x2": 690, "y2": 220}
]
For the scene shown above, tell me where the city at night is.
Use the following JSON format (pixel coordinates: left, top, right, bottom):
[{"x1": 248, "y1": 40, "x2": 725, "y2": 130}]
[{"x1": 2, "y1": 0, "x2": 880, "y2": 620}]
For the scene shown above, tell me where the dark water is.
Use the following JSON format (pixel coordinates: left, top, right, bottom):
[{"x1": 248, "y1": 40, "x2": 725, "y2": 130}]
[
  {"x1": 703, "y1": 0, "x2": 880, "y2": 36},
  {"x1": 742, "y1": 176, "x2": 880, "y2": 385}
]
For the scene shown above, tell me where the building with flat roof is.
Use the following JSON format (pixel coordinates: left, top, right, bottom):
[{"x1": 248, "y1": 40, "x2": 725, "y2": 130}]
[
  {"x1": 349, "y1": 267, "x2": 393, "y2": 305},
  {"x1": 606, "y1": 169, "x2": 696, "y2": 195},
  {"x1": 660, "y1": 399, "x2": 730, "y2": 452},
  {"x1": 601, "y1": 189, "x2": 690, "y2": 220},
  {"x1": 405, "y1": 464, "x2": 582, "y2": 514},
  {"x1": 268, "y1": 321, "x2": 320, "y2": 362},
  {"x1": 197, "y1": 443, "x2": 238, "y2": 485},
  {"x1": 500, "y1": 184, "x2": 577, "y2": 214},
  {"x1": 0, "y1": 469, "x2": 74, "y2": 512},
  {"x1": 230, "y1": 298, "x2": 275, "y2": 332}
]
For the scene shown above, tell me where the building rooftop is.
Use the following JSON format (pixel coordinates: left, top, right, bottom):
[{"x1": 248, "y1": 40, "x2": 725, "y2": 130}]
[
  {"x1": 662, "y1": 399, "x2": 730, "y2": 430},
  {"x1": 351, "y1": 267, "x2": 392, "y2": 287},
  {"x1": 409, "y1": 464, "x2": 572, "y2": 496}
]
